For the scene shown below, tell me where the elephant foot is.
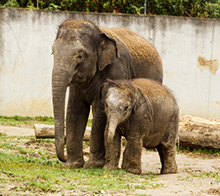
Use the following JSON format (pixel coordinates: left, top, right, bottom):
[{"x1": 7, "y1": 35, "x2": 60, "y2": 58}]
[
  {"x1": 161, "y1": 164, "x2": 178, "y2": 174},
  {"x1": 121, "y1": 162, "x2": 129, "y2": 170},
  {"x1": 103, "y1": 163, "x2": 118, "y2": 170},
  {"x1": 84, "y1": 158, "x2": 105, "y2": 169},
  {"x1": 122, "y1": 162, "x2": 141, "y2": 175},
  {"x1": 126, "y1": 167, "x2": 141, "y2": 175},
  {"x1": 64, "y1": 160, "x2": 84, "y2": 168}
]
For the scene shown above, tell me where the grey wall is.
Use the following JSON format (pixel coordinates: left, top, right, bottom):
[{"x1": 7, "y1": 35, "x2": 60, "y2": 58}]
[{"x1": 0, "y1": 8, "x2": 219, "y2": 118}]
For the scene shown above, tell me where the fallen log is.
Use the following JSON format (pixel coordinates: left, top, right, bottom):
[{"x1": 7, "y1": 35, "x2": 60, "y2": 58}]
[
  {"x1": 179, "y1": 115, "x2": 220, "y2": 149},
  {"x1": 34, "y1": 115, "x2": 220, "y2": 149},
  {"x1": 34, "y1": 124, "x2": 55, "y2": 138},
  {"x1": 34, "y1": 124, "x2": 91, "y2": 141}
]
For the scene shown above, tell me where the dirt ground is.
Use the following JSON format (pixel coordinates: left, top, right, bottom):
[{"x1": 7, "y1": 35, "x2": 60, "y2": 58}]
[{"x1": 0, "y1": 125, "x2": 219, "y2": 196}]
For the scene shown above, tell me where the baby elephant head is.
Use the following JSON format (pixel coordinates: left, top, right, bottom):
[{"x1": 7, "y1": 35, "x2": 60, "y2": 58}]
[{"x1": 101, "y1": 79, "x2": 146, "y2": 143}]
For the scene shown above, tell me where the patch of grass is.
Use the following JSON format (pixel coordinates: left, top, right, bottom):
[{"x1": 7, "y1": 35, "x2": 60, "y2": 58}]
[
  {"x1": 0, "y1": 115, "x2": 54, "y2": 127},
  {"x1": 0, "y1": 132, "x2": 7, "y2": 137},
  {"x1": 191, "y1": 171, "x2": 220, "y2": 182},
  {"x1": 36, "y1": 138, "x2": 55, "y2": 143},
  {"x1": 142, "y1": 174, "x2": 156, "y2": 181},
  {"x1": 0, "y1": 115, "x2": 92, "y2": 127},
  {"x1": 0, "y1": 142, "x2": 22, "y2": 151},
  {"x1": 0, "y1": 135, "x2": 160, "y2": 195},
  {"x1": 179, "y1": 145, "x2": 220, "y2": 156},
  {"x1": 133, "y1": 185, "x2": 146, "y2": 189},
  {"x1": 87, "y1": 119, "x2": 92, "y2": 127},
  {"x1": 149, "y1": 183, "x2": 164, "y2": 189},
  {"x1": 178, "y1": 176, "x2": 190, "y2": 181},
  {"x1": 0, "y1": 149, "x2": 156, "y2": 193}
]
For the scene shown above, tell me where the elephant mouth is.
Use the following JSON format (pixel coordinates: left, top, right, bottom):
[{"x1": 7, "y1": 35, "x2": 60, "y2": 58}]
[{"x1": 69, "y1": 72, "x2": 84, "y2": 85}]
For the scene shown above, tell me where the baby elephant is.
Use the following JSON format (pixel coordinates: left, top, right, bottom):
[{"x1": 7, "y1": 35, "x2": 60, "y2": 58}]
[{"x1": 101, "y1": 78, "x2": 179, "y2": 175}]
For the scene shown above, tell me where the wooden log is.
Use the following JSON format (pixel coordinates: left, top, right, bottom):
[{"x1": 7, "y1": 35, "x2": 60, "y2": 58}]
[
  {"x1": 34, "y1": 124, "x2": 91, "y2": 141},
  {"x1": 34, "y1": 124, "x2": 55, "y2": 138},
  {"x1": 34, "y1": 115, "x2": 220, "y2": 149},
  {"x1": 179, "y1": 115, "x2": 220, "y2": 149}
]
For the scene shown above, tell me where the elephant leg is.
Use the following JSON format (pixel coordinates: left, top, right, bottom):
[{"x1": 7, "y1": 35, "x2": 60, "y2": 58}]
[
  {"x1": 104, "y1": 130, "x2": 121, "y2": 170},
  {"x1": 65, "y1": 88, "x2": 90, "y2": 168},
  {"x1": 157, "y1": 144, "x2": 178, "y2": 174},
  {"x1": 157, "y1": 111, "x2": 178, "y2": 174},
  {"x1": 84, "y1": 102, "x2": 106, "y2": 168},
  {"x1": 122, "y1": 135, "x2": 142, "y2": 175}
]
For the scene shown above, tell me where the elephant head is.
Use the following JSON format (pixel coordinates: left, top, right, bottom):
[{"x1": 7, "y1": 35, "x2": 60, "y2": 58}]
[
  {"x1": 101, "y1": 79, "x2": 149, "y2": 144},
  {"x1": 52, "y1": 20, "x2": 119, "y2": 162}
]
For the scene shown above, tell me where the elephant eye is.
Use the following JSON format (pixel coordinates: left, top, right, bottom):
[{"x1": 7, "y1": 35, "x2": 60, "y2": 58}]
[
  {"x1": 76, "y1": 50, "x2": 88, "y2": 60},
  {"x1": 77, "y1": 54, "x2": 82, "y2": 59},
  {"x1": 123, "y1": 105, "x2": 129, "y2": 112}
]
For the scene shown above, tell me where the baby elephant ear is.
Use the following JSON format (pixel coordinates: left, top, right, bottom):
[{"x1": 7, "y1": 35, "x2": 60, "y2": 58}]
[
  {"x1": 133, "y1": 88, "x2": 146, "y2": 113},
  {"x1": 100, "y1": 79, "x2": 120, "y2": 101},
  {"x1": 98, "y1": 33, "x2": 119, "y2": 71}
]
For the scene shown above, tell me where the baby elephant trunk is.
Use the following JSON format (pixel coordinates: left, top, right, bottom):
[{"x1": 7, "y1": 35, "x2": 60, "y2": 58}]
[{"x1": 107, "y1": 117, "x2": 119, "y2": 144}]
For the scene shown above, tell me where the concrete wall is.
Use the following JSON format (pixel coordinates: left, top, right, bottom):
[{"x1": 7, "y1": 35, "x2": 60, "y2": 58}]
[{"x1": 0, "y1": 8, "x2": 219, "y2": 118}]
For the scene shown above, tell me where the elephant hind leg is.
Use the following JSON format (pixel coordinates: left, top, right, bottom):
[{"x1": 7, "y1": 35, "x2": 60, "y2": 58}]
[
  {"x1": 157, "y1": 144, "x2": 178, "y2": 174},
  {"x1": 157, "y1": 107, "x2": 179, "y2": 174}
]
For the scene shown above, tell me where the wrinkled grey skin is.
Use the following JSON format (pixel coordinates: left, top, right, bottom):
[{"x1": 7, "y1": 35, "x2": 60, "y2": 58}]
[
  {"x1": 101, "y1": 78, "x2": 179, "y2": 175},
  {"x1": 52, "y1": 19, "x2": 163, "y2": 168}
]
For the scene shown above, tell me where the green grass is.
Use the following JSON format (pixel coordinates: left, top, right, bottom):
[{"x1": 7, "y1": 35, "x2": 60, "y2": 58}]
[
  {"x1": 179, "y1": 145, "x2": 220, "y2": 156},
  {"x1": 0, "y1": 115, "x2": 54, "y2": 127},
  {"x1": 0, "y1": 150, "x2": 157, "y2": 194},
  {"x1": 0, "y1": 115, "x2": 92, "y2": 127},
  {"x1": 191, "y1": 172, "x2": 220, "y2": 182},
  {"x1": 0, "y1": 134, "x2": 160, "y2": 195}
]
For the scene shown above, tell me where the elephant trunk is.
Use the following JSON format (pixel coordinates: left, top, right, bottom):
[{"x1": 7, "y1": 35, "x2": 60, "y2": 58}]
[
  {"x1": 106, "y1": 116, "x2": 119, "y2": 144},
  {"x1": 52, "y1": 67, "x2": 70, "y2": 162}
]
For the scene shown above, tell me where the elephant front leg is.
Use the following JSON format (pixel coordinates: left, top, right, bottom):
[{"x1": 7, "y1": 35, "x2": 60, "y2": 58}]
[
  {"x1": 122, "y1": 135, "x2": 142, "y2": 175},
  {"x1": 157, "y1": 144, "x2": 178, "y2": 174},
  {"x1": 65, "y1": 91, "x2": 90, "y2": 168},
  {"x1": 104, "y1": 131, "x2": 121, "y2": 170},
  {"x1": 84, "y1": 102, "x2": 106, "y2": 168}
]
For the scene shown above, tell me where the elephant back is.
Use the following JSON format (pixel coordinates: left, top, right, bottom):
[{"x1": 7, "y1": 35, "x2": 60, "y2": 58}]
[
  {"x1": 100, "y1": 27, "x2": 162, "y2": 66},
  {"x1": 132, "y1": 78, "x2": 175, "y2": 102}
]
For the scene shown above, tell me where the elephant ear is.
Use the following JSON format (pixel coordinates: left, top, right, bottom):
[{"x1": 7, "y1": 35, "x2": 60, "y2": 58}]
[
  {"x1": 133, "y1": 88, "x2": 146, "y2": 113},
  {"x1": 98, "y1": 33, "x2": 119, "y2": 71},
  {"x1": 99, "y1": 79, "x2": 120, "y2": 101},
  {"x1": 133, "y1": 87, "x2": 153, "y2": 121}
]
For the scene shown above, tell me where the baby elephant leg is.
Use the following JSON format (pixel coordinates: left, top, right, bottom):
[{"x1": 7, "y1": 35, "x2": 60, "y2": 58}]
[
  {"x1": 157, "y1": 143, "x2": 178, "y2": 174},
  {"x1": 122, "y1": 136, "x2": 142, "y2": 175},
  {"x1": 103, "y1": 132, "x2": 121, "y2": 170}
]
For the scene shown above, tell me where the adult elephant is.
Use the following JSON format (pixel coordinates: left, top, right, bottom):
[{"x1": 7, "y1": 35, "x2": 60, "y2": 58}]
[{"x1": 52, "y1": 19, "x2": 163, "y2": 168}]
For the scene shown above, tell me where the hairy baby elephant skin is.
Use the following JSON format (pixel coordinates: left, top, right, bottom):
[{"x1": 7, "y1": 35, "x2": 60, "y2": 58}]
[
  {"x1": 101, "y1": 78, "x2": 179, "y2": 175},
  {"x1": 52, "y1": 19, "x2": 163, "y2": 169}
]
